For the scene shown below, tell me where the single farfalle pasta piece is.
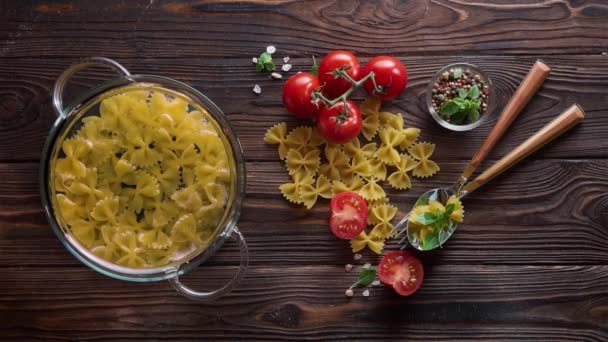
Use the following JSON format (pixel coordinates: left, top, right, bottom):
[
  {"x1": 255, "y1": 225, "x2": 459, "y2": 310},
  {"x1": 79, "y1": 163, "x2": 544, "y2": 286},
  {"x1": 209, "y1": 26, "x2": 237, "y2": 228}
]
[
  {"x1": 341, "y1": 138, "x2": 375, "y2": 160},
  {"x1": 350, "y1": 230, "x2": 385, "y2": 254},
  {"x1": 408, "y1": 142, "x2": 440, "y2": 178},
  {"x1": 285, "y1": 126, "x2": 313, "y2": 147},
  {"x1": 367, "y1": 158, "x2": 387, "y2": 181},
  {"x1": 369, "y1": 204, "x2": 398, "y2": 239},
  {"x1": 332, "y1": 176, "x2": 365, "y2": 195},
  {"x1": 319, "y1": 146, "x2": 350, "y2": 181},
  {"x1": 299, "y1": 175, "x2": 333, "y2": 209},
  {"x1": 375, "y1": 128, "x2": 404, "y2": 165},
  {"x1": 387, "y1": 154, "x2": 419, "y2": 190},
  {"x1": 286, "y1": 148, "x2": 320, "y2": 176},
  {"x1": 358, "y1": 178, "x2": 385, "y2": 201},
  {"x1": 279, "y1": 171, "x2": 314, "y2": 204},
  {"x1": 362, "y1": 114, "x2": 380, "y2": 141},
  {"x1": 381, "y1": 112, "x2": 421, "y2": 150},
  {"x1": 446, "y1": 195, "x2": 464, "y2": 222},
  {"x1": 343, "y1": 153, "x2": 372, "y2": 181},
  {"x1": 264, "y1": 122, "x2": 290, "y2": 160}
]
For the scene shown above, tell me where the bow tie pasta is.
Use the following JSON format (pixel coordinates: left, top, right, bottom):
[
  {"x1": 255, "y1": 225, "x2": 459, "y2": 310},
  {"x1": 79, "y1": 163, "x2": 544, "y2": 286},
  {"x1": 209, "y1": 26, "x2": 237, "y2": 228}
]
[
  {"x1": 53, "y1": 90, "x2": 231, "y2": 268},
  {"x1": 265, "y1": 96, "x2": 442, "y2": 255}
]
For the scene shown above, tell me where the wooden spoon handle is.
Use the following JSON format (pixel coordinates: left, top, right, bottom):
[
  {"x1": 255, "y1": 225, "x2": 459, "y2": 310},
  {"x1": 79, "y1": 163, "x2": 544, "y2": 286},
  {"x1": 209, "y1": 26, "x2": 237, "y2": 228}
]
[
  {"x1": 461, "y1": 104, "x2": 585, "y2": 195},
  {"x1": 461, "y1": 60, "x2": 551, "y2": 179}
]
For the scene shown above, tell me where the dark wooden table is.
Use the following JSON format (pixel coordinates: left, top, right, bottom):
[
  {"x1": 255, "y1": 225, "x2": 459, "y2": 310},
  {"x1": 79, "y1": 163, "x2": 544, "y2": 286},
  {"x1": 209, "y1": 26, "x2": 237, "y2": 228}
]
[{"x1": 2, "y1": 1, "x2": 608, "y2": 341}]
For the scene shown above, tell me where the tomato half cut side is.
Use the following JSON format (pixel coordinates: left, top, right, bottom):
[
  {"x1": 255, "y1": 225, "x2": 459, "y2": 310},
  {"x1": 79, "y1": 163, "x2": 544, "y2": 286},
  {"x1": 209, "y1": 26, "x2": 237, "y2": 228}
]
[
  {"x1": 329, "y1": 192, "x2": 368, "y2": 239},
  {"x1": 378, "y1": 251, "x2": 424, "y2": 296}
]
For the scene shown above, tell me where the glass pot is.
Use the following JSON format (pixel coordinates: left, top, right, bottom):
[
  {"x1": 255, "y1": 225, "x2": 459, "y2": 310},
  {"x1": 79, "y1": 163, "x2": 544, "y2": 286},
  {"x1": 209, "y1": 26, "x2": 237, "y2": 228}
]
[{"x1": 39, "y1": 57, "x2": 248, "y2": 301}]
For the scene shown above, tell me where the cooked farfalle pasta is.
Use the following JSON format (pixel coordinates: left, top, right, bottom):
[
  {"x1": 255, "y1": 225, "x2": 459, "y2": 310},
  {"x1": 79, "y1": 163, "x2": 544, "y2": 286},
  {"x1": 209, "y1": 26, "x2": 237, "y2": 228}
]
[
  {"x1": 53, "y1": 90, "x2": 231, "y2": 268},
  {"x1": 265, "y1": 95, "x2": 443, "y2": 255},
  {"x1": 408, "y1": 142, "x2": 440, "y2": 178},
  {"x1": 446, "y1": 195, "x2": 464, "y2": 222}
]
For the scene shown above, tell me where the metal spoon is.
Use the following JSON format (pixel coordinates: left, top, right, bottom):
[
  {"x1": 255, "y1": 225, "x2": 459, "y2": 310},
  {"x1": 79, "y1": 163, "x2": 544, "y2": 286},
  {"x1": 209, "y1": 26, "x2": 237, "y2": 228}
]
[
  {"x1": 391, "y1": 60, "x2": 552, "y2": 250},
  {"x1": 395, "y1": 104, "x2": 585, "y2": 251}
]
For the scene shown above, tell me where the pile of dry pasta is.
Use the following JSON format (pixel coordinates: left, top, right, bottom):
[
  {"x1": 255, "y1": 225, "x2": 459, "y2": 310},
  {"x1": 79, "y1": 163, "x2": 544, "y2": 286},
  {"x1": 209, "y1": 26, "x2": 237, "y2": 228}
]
[{"x1": 264, "y1": 96, "x2": 440, "y2": 254}]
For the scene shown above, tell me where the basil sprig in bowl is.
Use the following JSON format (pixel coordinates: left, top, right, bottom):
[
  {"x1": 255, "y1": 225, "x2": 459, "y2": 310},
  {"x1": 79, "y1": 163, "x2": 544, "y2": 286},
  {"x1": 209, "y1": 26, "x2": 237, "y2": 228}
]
[{"x1": 426, "y1": 63, "x2": 495, "y2": 132}]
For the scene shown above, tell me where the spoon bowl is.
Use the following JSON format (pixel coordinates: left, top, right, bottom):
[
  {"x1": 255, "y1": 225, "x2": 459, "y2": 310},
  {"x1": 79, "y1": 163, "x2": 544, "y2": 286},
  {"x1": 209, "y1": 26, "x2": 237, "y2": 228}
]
[{"x1": 406, "y1": 187, "x2": 459, "y2": 251}]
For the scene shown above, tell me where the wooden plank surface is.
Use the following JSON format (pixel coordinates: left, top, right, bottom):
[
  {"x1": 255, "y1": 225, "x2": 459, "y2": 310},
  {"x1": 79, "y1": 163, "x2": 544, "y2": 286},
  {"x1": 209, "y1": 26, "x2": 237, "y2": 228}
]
[
  {"x1": 1, "y1": 56, "x2": 607, "y2": 161},
  {"x1": 1, "y1": 0, "x2": 608, "y2": 341}
]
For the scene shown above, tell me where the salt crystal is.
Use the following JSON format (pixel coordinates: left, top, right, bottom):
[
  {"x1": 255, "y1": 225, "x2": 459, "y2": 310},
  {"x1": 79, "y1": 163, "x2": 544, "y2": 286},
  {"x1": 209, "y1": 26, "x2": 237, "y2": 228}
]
[
  {"x1": 253, "y1": 84, "x2": 261, "y2": 94},
  {"x1": 270, "y1": 72, "x2": 282, "y2": 79},
  {"x1": 252, "y1": 57, "x2": 258, "y2": 64},
  {"x1": 282, "y1": 63, "x2": 292, "y2": 72},
  {"x1": 345, "y1": 289, "x2": 354, "y2": 297},
  {"x1": 354, "y1": 253, "x2": 362, "y2": 261},
  {"x1": 372, "y1": 280, "x2": 380, "y2": 286},
  {"x1": 362, "y1": 289, "x2": 370, "y2": 297},
  {"x1": 363, "y1": 263, "x2": 371, "y2": 269},
  {"x1": 283, "y1": 56, "x2": 290, "y2": 63},
  {"x1": 266, "y1": 45, "x2": 276, "y2": 54},
  {"x1": 345, "y1": 264, "x2": 353, "y2": 272}
]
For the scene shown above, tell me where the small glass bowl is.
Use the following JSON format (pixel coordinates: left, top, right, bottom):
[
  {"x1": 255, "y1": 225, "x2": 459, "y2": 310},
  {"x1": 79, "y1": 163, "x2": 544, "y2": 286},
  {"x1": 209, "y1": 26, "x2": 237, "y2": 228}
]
[{"x1": 426, "y1": 63, "x2": 494, "y2": 132}]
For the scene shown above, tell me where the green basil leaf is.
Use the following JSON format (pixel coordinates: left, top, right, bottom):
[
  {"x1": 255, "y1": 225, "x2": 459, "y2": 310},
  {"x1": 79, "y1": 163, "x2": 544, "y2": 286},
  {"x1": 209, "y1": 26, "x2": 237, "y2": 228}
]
[
  {"x1": 423, "y1": 233, "x2": 439, "y2": 250},
  {"x1": 255, "y1": 62, "x2": 264, "y2": 72},
  {"x1": 468, "y1": 109, "x2": 480, "y2": 123},
  {"x1": 445, "y1": 203, "x2": 455, "y2": 215},
  {"x1": 357, "y1": 269, "x2": 377, "y2": 286},
  {"x1": 451, "y1": 110, "x2": 467, "y2": 124},
  {"x1": 459, "y1": 88, "x2": 467, "y2": 99},
  {"x1": 259, "y1": 52, "x2": 272, "y2": 63},
  {"x1": 469, "y1": 85, "x2": 480, "y2": 99},
  {"x1": 416, "y1": 212, "x2": 437, "y2": 225},
  {"x1": 264, "y1": 62, "x2": 276, "y2": 72},
  {"x1": 453, "y1": 98, "x2": 466, "y2": 107},
  {"x1": 440, "y1": 101, "x2": 460, "y2": 116},
  {"x1": 453, "y1": 68, "x2": 462, "y2": 79}
]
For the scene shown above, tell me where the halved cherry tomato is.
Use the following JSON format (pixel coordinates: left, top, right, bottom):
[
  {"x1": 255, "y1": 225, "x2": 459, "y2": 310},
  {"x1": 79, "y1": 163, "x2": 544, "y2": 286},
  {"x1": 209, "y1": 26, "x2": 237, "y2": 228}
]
[
  {"x1": 282, "y1": 72, "x2": 322, "y2": 119},
  {"x1": 329, "y1": 192, "x2": 368, "y2": 239},
  {"x1": 378, "y1": 251, "x2": 423, "y2": 296},
  {"x1": 362, "y1": 56, "x2": 407, "y2": 101},
  {"x1": 318, "y1": 51, "x2": 361, "y2": 98},
  {"x1": 316, "y1": 100, "x2": 362, "y2": 144}
]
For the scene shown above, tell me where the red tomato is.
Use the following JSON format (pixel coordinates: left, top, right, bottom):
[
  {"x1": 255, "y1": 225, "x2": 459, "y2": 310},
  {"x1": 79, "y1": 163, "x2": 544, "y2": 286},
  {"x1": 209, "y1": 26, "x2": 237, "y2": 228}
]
[
  {"x1": 329, "y1": 192, "x2": 368, "y2": 239},
  {"x1": 318, "y1": 51, "x2": 361, "y2": 98},
  {"x1": 282, "y1": 72, "x2": 322, "y2": 119},
  {"x1": 378, "y1": 251, "x2": 424, "y2": 296},
  {"x1": 316, "y1": 100, "x2": 362, "y2": 144},
  {"x1": 362, "y1": 56, "x2": 407, "y2": 101}
]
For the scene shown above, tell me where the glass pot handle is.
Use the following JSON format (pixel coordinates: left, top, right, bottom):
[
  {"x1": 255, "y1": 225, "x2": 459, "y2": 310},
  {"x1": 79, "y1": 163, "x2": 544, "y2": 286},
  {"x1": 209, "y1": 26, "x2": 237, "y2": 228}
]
[
  {"x1": 168, "y1": 227, "x2": 249, "y2": 301},
  {"x1": 53, "y1": 57, "x2": 131, "y2": 118}
]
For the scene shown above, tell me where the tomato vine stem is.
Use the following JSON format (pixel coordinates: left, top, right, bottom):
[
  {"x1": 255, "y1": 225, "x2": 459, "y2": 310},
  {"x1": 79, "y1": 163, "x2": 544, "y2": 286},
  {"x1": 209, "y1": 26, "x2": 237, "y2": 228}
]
[{"x1": 311, "y1": 69, "x2": 381, "y2": 108}]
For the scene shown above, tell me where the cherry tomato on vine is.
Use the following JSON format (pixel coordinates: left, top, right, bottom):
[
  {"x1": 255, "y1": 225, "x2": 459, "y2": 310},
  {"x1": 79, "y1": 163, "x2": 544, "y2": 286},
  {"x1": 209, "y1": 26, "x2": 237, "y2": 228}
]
[
  {"x1": 378, "y1": 251, "x2": 424, "y2": 296},
  {"x1": 282, "y1": 72, "x2": 322, "y2": 119},
  {"x1": 316, "y1": 100, "x2": 362, "y2": 144},
  {"x1": 329, "y1": 192, "x2": 368, "y2": 239},
  {"x1": 362, "y1": 56, "x2": 407, "y2": 101},
  {"x1": 318, "y1": 51, "x2": 361, "y2": 98}
]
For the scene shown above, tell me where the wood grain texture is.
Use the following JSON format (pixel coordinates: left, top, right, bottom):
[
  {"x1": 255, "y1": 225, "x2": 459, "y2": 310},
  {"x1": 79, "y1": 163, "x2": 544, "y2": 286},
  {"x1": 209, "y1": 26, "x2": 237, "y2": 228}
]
[
  {"x1": 1, "y1": 55, "x2": 607, "y2": 162},
  {"x1": 1, "y1": 265, "x2": 607, "y2": 341},
  {"x1": 2, "y1": 159, "x2": 607, "y2": 267},
  {"x1": 3, "y1": 0, "x2": 608, "y2": 58},
  {"x1": 2, "y1": 1, "x2": 608, "y2": 340}
]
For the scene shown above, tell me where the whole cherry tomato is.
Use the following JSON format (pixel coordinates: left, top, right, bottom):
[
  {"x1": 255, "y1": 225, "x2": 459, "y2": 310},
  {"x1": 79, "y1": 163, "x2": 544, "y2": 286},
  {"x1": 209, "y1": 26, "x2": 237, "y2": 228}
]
[
  {"x1": 282, "y1": 72, "x2": 322, "y2": 119},
  {"x1": 318, "y1": 51, "x2": 361, "y2": 98},
  {"x1": 316, "y1": 100, "x2": 362, "y2": 144},
  {"x1": 362, "y1": 56, "x2": 407, "y2": 101}
]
